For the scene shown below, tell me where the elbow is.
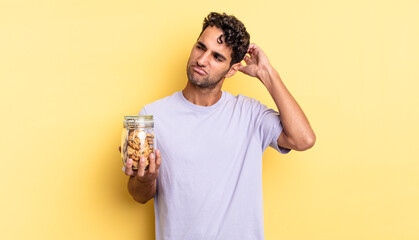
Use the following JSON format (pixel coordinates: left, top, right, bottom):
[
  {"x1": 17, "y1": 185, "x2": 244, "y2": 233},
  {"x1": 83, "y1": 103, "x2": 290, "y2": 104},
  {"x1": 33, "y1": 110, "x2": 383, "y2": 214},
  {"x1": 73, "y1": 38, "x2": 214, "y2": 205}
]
[
  {"x1": 127, "y1": 178, "x2": 154, "y2": 204},
  {"x1": 129, "y1": 187, "x2": 153, "y2": 204},
  {"x1": 129, "y1": 190, "x2": 154, "y2": 204},
  {"x1": 133, "y1": 196, "x2": 151, "y2": 204},
  {"x1": 295, "y1": 133, "x2": 316, "y2": 151}
]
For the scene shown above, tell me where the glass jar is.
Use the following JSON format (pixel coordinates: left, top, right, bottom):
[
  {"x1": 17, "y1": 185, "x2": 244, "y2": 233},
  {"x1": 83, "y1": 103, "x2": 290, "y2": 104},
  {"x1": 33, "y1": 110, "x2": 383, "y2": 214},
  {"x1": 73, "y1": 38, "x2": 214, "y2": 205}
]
[{"x1": 121, "y1": 115, "x2": 155, "y2": 170}]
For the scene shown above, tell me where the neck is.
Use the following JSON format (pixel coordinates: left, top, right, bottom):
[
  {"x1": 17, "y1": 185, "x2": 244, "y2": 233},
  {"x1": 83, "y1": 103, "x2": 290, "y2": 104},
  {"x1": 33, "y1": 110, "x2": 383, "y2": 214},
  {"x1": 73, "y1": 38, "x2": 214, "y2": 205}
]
[{"x1": 182, "y1": 80, "x2": 224, "y2": 106}]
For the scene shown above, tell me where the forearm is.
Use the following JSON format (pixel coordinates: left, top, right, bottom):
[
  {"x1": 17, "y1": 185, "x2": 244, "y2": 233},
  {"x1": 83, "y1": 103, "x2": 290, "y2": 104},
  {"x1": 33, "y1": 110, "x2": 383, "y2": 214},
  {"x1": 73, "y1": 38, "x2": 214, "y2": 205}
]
[
  {"x1": 260, "y1": 66, "x2": 316, "y2": 149},
  {"x1": 127, "y1": 176, "x2": 156, "y2": 204}
]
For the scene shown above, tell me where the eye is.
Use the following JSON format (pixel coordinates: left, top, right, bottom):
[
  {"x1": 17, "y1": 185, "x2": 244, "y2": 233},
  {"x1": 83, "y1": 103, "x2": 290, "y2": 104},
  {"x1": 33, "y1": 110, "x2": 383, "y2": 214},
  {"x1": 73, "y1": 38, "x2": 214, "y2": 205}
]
[
  {"x1": 196, "y1": 45, "x2": 204, "y2": 50},
  {"x1": 214, "y1": 55, "x2": 223, "y2": 62}
]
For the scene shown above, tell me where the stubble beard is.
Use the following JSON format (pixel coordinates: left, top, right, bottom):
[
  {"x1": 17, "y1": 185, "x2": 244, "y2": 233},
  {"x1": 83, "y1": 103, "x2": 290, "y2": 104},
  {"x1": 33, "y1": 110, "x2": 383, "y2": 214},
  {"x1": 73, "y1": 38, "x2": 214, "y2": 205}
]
[{"x1": 186, "y1": 65, "x2": 227, "y2": 90}]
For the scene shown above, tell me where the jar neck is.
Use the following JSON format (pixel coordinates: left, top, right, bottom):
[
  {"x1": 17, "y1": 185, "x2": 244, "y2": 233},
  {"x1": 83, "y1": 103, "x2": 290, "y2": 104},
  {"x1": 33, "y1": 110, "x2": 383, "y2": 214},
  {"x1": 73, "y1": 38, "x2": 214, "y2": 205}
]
[{"x1": 124, "y1": 122, "x2": 153, "y2": 128}]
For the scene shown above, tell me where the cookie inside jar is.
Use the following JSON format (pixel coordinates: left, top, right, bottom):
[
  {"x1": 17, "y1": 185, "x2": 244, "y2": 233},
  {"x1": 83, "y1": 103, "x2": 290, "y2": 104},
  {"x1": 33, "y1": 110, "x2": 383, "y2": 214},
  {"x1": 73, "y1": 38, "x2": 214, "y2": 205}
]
[{"x1": 126, "y1": 128, "x2": 155, "y2": 170}]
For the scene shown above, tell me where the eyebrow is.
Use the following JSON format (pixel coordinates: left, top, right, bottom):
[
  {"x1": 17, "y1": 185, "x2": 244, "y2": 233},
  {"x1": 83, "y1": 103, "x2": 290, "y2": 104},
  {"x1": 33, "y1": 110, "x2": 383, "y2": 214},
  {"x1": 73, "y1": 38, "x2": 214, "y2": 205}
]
[{"x1": 197, "y1": 41, "x2": 227, "y2": 61}]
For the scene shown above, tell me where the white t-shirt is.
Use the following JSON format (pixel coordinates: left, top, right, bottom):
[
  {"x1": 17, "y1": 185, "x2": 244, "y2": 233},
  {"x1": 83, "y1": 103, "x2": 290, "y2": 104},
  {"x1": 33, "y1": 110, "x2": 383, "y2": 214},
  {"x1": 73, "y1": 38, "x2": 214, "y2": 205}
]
[{"x1": 138, "y1": 91, "x2": 290, "y2": 240}]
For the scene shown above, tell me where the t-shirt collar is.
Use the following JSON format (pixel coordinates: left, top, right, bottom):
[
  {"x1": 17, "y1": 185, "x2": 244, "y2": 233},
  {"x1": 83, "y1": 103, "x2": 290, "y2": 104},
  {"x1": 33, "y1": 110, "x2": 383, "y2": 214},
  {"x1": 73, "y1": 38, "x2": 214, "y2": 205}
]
[{"x1": 179, "y1": 90, "x2": 225, "y2": 112}]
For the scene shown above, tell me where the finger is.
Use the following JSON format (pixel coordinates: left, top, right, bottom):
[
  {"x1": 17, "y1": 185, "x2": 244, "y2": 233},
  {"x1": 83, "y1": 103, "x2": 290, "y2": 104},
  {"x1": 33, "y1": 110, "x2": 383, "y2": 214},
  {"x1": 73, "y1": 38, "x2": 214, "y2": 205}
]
[
  {"x1": 137, "y1": 157, "x2": 146, "y2": 177},
  {"x1": 148, "y1": 153, "x2": 156, "y2": 174},
  {"x1": 243, "y1": 55, "x2": 250, "y2": 63},
  {"x1": 125, "y1": 158, "x2": 134, "y2": 176},
  {"x1": 248, "y1": 43, "x2": 256, "y2": 53},
  {"x1": 155, "y1": 149, "x2": 161, "y2": 169},
  {"x1": 247, "y1": 43, "x2": 254, "y2": 51}
]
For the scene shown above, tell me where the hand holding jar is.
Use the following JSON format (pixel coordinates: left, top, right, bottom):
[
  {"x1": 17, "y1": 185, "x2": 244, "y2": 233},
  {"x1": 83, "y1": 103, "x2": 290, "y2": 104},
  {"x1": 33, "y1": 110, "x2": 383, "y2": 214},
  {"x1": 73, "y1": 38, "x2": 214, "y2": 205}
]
[
  {"x1": 125, "y1": 149, "x2": 161, "y2": 182},
  {"x1": 121, "y1": 115, "x2": 161, "y2": 181}
]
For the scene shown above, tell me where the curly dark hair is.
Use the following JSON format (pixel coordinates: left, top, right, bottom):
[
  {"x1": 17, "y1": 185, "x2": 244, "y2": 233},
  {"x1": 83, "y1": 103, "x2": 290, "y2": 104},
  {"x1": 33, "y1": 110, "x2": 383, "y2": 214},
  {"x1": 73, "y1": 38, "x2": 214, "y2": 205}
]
[{"x1": 200, "y1": 12, "x2": 250, "y2": 66}]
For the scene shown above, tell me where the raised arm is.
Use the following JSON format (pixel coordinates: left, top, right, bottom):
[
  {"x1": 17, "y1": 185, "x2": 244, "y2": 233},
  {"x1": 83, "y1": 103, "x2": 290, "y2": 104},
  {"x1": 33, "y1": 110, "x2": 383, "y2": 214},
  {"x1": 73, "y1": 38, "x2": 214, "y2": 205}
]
[{"x1": 239, "y1": 43, "x2": 316, "y2": 151}]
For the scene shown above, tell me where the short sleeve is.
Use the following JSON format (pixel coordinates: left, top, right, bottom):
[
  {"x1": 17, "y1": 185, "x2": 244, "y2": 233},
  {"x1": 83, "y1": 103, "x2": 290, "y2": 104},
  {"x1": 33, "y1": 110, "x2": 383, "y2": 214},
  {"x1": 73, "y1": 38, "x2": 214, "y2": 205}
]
[{"x1": 256, "y1": 102, "x2": 291, "y2": 154}]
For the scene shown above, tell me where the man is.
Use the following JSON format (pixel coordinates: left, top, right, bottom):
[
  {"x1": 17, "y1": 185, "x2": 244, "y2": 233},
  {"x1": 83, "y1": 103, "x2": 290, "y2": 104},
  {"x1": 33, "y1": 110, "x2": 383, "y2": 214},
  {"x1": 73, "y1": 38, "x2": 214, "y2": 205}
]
[{"x1": 124, "y1": 12, "x2": 315, "y2": 239}]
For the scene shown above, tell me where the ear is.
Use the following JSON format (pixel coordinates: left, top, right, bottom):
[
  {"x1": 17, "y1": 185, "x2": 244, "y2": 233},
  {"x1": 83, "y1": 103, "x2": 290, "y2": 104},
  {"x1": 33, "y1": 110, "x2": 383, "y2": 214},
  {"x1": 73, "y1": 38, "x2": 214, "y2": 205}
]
[{"x1": 224, "y1": 62, "x2": 242, "y2": 78}]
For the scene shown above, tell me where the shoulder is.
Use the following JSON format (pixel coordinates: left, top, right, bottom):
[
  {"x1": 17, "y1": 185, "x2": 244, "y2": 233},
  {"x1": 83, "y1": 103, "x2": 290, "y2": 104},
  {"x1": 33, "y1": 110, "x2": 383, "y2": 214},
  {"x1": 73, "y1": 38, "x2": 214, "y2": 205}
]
[
  {"x1": 224, "y1": 91, "x2": 264, "y2": 110},
  {"x1": 140, "y1": 91, "x2": 180, "y2": 114}
]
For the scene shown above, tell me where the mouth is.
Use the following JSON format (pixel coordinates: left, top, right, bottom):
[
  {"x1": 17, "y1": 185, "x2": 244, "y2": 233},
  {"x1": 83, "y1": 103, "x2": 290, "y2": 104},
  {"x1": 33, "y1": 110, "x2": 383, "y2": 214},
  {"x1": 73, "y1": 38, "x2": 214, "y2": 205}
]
[{"x1": 192, "y1": 65, "x2": 207, "y2": 75}]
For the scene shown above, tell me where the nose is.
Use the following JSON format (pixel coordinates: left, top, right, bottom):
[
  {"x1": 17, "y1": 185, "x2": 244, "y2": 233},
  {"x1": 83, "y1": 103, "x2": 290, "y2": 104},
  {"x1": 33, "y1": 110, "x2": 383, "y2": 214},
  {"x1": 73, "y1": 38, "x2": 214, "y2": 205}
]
[{"x1": 197, "y1": 51, "x2": 210, "y2": 67}]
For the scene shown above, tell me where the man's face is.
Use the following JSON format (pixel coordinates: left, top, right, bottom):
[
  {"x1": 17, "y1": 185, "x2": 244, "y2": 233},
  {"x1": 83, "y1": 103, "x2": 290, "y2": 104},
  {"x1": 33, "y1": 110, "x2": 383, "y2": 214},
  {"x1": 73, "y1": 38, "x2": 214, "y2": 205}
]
[{"x1": 186, "y1": 26, "x2": 235, "y2": 89}]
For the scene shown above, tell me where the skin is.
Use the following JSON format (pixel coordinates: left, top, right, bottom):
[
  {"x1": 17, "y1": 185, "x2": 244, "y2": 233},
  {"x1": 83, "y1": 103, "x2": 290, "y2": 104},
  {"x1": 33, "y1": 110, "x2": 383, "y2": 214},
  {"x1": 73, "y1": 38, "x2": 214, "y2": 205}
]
[
  {"x1": 124, "y1": 26, "x2": 316, "y2": 204},
  {"x1": 240, "y1": 43, "x2": 316, "y2": 151},
  {"x1": 182, "y1": 26, "x2": 242, "y2": 106}
]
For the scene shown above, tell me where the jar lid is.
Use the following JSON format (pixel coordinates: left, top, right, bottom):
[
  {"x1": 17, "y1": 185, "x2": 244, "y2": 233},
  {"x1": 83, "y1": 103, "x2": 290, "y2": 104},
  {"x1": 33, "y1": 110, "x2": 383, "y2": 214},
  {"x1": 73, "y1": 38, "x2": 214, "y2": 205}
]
[
  {"x1": 123, "y1": 115, "x2": 154, "y2": 128},
  {"x1": 124, "y1": 115, "x2": 153, "y2": 121}
]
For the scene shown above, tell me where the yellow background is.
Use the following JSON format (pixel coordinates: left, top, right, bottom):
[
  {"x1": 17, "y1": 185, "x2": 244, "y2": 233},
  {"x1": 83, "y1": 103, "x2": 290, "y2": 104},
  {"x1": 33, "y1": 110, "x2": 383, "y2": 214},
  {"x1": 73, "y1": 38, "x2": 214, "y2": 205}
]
[{"x1": 1, "y1": 0, "x2": 418, "y2": 239}]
